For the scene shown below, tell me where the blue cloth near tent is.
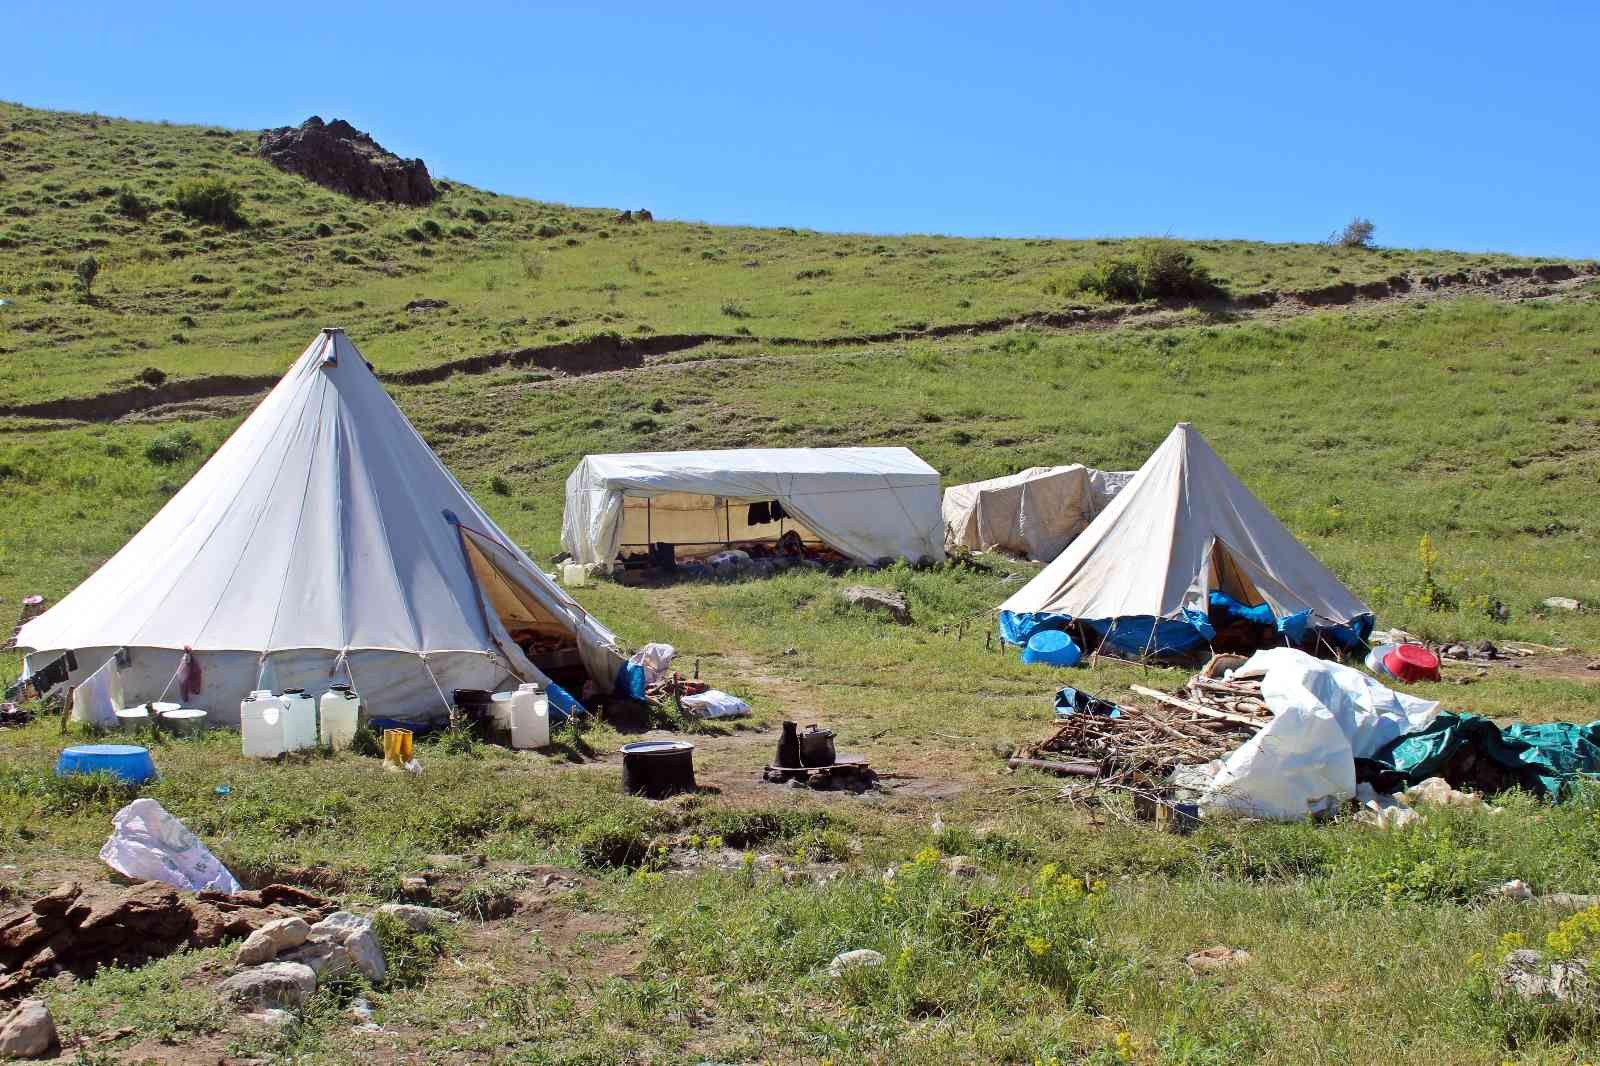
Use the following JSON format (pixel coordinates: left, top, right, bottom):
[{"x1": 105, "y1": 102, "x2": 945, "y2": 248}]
[
  {"x1": 999, "y1": 607, "x2": 1374, "y2": 660},
  {"x1": 1054, "y1": 686, "x2": 1121, "y2": 720},
  {"x1": 1207, "y1": 591, "x2": 1276, "y2": 626},
  {"x1": 1362, "y1": 712, "x2": 1600, "y2": 800},
  {"x1": 616, "y1": 662, "x2": 649, "y2": 702}
]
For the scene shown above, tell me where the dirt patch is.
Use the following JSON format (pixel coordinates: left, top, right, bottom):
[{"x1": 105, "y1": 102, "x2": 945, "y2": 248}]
[{"x1": 1442, "y1": 654, "x2": 1600, "y2": 685}]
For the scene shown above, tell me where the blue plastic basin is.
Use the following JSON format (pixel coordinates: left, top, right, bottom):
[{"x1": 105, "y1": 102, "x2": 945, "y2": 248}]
[
  {"x1": 1022, "y1": 629, "x2": 1083, "y2": 667},
  {"x1": 54, "y1": 743, "x2": 157, "y2": 785}
]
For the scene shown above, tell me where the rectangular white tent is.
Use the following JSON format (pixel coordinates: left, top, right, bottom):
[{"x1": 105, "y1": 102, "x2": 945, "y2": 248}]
[
  {"x1": 942, "y1": 464, "x2": 1134, "y2": 561},
  {"x1": 562, "y1": 447, "x2": 945, "y2": 568}
]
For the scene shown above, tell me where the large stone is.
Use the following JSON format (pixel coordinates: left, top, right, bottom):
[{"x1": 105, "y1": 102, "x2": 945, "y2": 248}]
[
  {"x1": 1498, "y1": 949, "x2": 1595, "y2": 1006},
  {"x1": 219, "y1": 961, "x2": 317, "y2": 1009},
  {"x1": 1544, "y1": 597, "x2": 1582, "y2": 612},
  {"x1": 828, "y1": 948, "x2": 886, "y2": 977},
  {"x1": 279, "y1": 935, "x2": 356, "y2": 980},
  {"x1": 841, "y1": 586, "x2": 911, "y2": 625},
  {"x1": 257, "y1": 117, "x2": 437, "y2": 205},
  {"x1": 0, "y1": 998, "x2": 57, "y2": 1059},
  {"x1": 235, "y1": 916, "x2": 311, "y2": 965},
  {"x1": 311, "y1": 912, "x2": 386, "y2": 983},
  {"x1": 1185, "y1": 946, "x2": 1252, "y2": 974},
  {"x1": 376, "y1": 903, "x2": 457, "y2": 933}
]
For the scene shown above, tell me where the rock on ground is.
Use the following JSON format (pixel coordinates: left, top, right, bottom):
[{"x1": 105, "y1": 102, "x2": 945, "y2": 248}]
[
  {"x1": 1185, "y1": 946, "x2": 1252, "y2": 974},
  {"x1": 1543, "y1": 597, "x2": 1582, "y2": 612},
  {"x1": 841, "y1": 586, "x2": 911, "y2": 625},
  {"x1": 257, "y1": 117, "x2": 437, "y2": 204},
  {"x1": 376, "y1": 903, "x2": 458, "y2": 932},
  {"x1": 0, "y1": 998, "x2": 57, "y2": 1059},
  {"x1": 1498, "y1": 949, "x2": 1595, "y2": 1005},
  {"x1": 235, "y1": 916, "x2": 311, "y2": 965},
  {"x1": 218, "y1": 961, "x2": 317, "y2": 1009},
  {"x1": 311, "y1": 912, "x2": 386, "y2": 982},
  {"x1": 828, "y1": 948, "x2": 886, "y2": 977}
]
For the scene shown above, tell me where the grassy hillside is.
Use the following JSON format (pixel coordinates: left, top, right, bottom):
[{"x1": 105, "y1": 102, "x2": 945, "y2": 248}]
[
  {"x1": 1, "y1": 99, "x2": 1599, "y2": 1065},
  {"x1": 0, "y1": 99, "x2": 1586, "y2": 407}
]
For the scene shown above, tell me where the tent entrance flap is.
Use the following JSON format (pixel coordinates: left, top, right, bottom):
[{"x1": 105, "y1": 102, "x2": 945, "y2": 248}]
[{"x1": 618, "y1": 492, "x2": 822, "y2": 557}]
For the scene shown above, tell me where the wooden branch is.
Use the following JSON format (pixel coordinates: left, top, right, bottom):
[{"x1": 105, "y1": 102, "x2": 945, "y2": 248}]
[{"x1": 1130, "y1": 685, "x2": 1265, "y2": 729}]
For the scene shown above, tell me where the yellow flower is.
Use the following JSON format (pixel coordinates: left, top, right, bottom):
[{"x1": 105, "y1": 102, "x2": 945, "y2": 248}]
[
  {"x1": 706, "y1": 834, "x2": 724, "y2": 849},
  {"x1": 914, "y1": 846, "x2": 941, "y2": 866},
  {"x1": 1036, "y1": 862, "x2": 1060, "y2": 887},
  {"x1": 1026, "y1": 936, "x2": 1049, "y2": 958},
  {"x1": 1114, "y1": 1031, "x2": 1134, "y2": 1062}
]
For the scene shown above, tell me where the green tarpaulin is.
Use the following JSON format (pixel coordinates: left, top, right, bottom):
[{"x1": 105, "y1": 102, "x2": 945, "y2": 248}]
[{"x1": 1363, "y1": 712, "x2": 1600, "y2": 800}]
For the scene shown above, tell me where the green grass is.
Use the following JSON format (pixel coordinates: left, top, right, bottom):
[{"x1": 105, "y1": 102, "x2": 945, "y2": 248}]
[
  {"x1": 0, "y1": 99, "x2": 1586, "y2": 407},
  {"x1": 2, "y1": 98, "x2": 1600, "y2": 1064}
]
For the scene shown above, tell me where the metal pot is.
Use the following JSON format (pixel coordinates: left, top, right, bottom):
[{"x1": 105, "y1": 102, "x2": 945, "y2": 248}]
[
  {"x1": 798, "y1": 724, "x2": 835, "y2": 768},
  {"x1": 620, "y1": 740, "x2": 696, "y2": 798}
]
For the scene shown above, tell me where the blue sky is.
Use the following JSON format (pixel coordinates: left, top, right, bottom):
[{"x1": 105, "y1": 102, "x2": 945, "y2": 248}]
[{"x1": 9, "y1": 2, "x2": 1597, "y2": 256}]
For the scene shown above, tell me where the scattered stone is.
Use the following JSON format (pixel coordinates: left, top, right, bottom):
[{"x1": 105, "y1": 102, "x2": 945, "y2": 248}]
[
  {"x1": 1498, "y1": 948, "x2": 1595, "y2": 1006},
  {"x1": 425, "y1": 854, "x2": 473, "y2": 870},
  {"x1": 0, "y1": 998, "x2": 57, "y2": 1059},
  {"x1": 1544, "y1": 597, "x2": 1582, "y2": 612},
  {"x1": 1587, "y1": 661, "x2": 1600, "y2": 672},
  {"x1": 828, "y1": 948, "x2": 886, "y2": 977},
  {"x1": 235, "y1": 916, "x2": 311, "y2": 965},
  {"x1": 404, "y1": 298, "x2": 448, "y2": 313},
  {"x1": 1541, "y1": 893, "x2": 1600, "y2": 911},
  {"x1": 310, "y1": 912, "x2": 386, "y2": 982},
  {"x1": 377, "y1": 902, "x2": 457, "y2": 932},
  {"x1": 244, "y1": 1008, "x2": 295, "y2": 1030},
  {"x1": 257, "y1": 117, "x2": 437, "y2": 204},
  {"x1": 1185, "y1": 946, "x2": 1252, "y2": 974},
  {"x1": 219, "y1": 961, "x2": 317, "y2": 1009},
  {"x1": 841, "y1": 585, "x2": 911, "y2": 625},
  {"x1": 400, "y1": 876, "x2": 430, "y2": 896},
  {"x1": 348, "y1": 997, "x2": 374, "y2": 1023},
  {"x1": 1497, "y1": 879, "x2": 1536, "y2": 901},
  {"x1": 1441, "y1": 643, "x2": 1469, "y2": 660},
  {"x1": 278, "y1": 935, "x2": 356, "y2": 980},
  {"x1": 942, "y1": 856, "x2": 978, "y2": 879}
]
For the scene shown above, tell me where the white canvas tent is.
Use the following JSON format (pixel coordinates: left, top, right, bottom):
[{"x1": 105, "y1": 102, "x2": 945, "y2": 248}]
[
  {"x1": 998, "y1": 423, "x2": 1371, "y2": 657},
  {"x1": 562, "y1": 447, "x2": 945, "y2": 567},
  {"x1": 943, "y1": 464, "x2": 1134, "y2": 561},
  {"x1": 18, "y1": 328, "x2": 626, "y2": 725}
]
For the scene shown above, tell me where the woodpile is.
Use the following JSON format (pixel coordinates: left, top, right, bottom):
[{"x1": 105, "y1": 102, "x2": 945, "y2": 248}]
[{"x1": 1017, "y1": 668, "x2": 1274, "y2": 789}]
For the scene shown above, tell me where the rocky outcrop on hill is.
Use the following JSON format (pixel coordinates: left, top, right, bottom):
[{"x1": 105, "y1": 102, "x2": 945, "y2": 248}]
[{"x1": 257, "y1": 116, "x2": 437, "y2": 204}]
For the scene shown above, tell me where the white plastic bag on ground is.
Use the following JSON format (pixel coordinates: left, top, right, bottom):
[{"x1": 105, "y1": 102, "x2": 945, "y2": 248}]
[
  {"x1": 627, "y1": 643, "x2": 677, "y2": 687},
  {"x1": 1205, "y1": 648, "x2": 1440, "y2": 820},
  {"x1": 679, "y1": 689, "x2": 750, "y2": 719},
  {"x1": 99, "y1": 798, "x2": 240, "y2": 893}
]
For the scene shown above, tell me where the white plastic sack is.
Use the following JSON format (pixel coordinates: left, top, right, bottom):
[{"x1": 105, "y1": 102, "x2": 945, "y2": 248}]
[
  {"x1": 1204, "y1": 648, "x2": 1440, "y2": 820},
  {"x1": 627, "y1": 643, "x2": 677, "y2": 687},
  {"x1": 99, "y1": 798, "x2": 240, "y2": 894},
  {"x1": 679, "y1": 689, "x2": 750, "y2": 719}
]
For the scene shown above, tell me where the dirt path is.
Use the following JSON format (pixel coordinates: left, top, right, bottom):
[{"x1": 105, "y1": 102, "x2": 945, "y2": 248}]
[{"x1": 4, "y1": 265, "x2": 1595, "y2": 427}]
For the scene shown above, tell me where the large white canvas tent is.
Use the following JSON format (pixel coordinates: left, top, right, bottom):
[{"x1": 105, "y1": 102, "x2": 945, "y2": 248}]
[
  {"x1": 998, "y1": 423, "x2": 1372, "y2": 658},
  {"x1": 943, "y1": 464, "x2": 1134, "y2": 561},
  {"x1": 18, "y1": 328, "x2": 626, "y2": 725},
  {"x1": 562, "y1": 448, "x2": 945, "y2": 567}
]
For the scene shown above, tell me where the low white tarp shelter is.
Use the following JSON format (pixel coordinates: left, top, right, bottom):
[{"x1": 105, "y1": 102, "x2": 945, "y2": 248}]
[
  {"x1": 943, "y1": 465, "x2": 1134, "y2": 561},
  {"x1": 18, "y1": 328, "x2": 626, "y2": 725},
  {"x1": 562, "y1": 447, "x2": 945, "y2": 567}
]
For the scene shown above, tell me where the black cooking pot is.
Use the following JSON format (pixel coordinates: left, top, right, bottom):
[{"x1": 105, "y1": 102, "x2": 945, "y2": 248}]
[
  {"x1": 798, "y1": 725, "x2": 836, "y2": 768},
  {"x1": 620, "y1": 740, "x2": 696, "y2": 798}
]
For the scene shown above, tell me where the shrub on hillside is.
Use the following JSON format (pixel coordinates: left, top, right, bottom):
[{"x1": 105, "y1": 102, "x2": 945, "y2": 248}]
[
  {"x1": 1330, "y1": 217, "x2": 1376, "y2": 248},
  {"x1": 73, "y1": 255, "x2": 99, "y2": 300},
  {"x1": 145, "y1": 427, "x2": 201, "y2": 465},
  {"x1": 114, "y1": 187, "x2": 149, "y2": 221},
  {"x1": 1054, "y1": 240, "x2": 1225, "y2": 303},
  {"x1": 172, "y1": 177, "x2": 243, "y2": 226}
]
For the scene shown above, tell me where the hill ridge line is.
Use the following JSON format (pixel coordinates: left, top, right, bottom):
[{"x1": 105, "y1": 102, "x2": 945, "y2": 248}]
[{"x1": 3, "y1": 262, "x2": 1593, "y2": 426}]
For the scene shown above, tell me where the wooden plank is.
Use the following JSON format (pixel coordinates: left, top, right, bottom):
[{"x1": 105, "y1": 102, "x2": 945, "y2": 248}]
[
  {"x1": 1130, "y1": 685, "x2": 1265, "y2": 729},
  {"x1": 1006, "y1": 756, "x2": 1102, "y2": 778}
]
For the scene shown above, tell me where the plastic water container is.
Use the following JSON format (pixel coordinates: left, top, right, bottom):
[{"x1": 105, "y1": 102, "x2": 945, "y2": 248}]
[
  {"x1": 1022, "y1": 630, "x2": 1083, "y2": 667},
  {"x1": 559, "y1": 562, "x2": 590, "y2": 588},
  {"x1": 280, "y1": 690, "x2": 318, "y2": 751},
  {"x1": 159, "y1": 708, "x2": 208, "y2": 736},
  {"x1": 55, "y1": 743, "x2": 158, "y2": 784},
  {"x1": 319, "y1": 686, "x2": 362, "y2": 749},
  {"x1": 241, "y1": 691, "x2": 290, "y2": 758},
  {"x1": 489, "y1": 690, "x2": 515, "y2": 731},
  {"x1": 508, "y1": 683, "x2": 550, "y2": 749}
]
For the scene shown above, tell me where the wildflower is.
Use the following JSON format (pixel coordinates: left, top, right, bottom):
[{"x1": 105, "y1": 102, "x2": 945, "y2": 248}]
[
  {"x1": 914, "y1": 846, "x2": 941, "y2": 866},
  {"x1": 1114, "y1": 1030, "x2": 1134, "y2": 1062},
  {"x1": 686, "y1": 833, "x2": 702, "y2": 849},
  {"x1": 1036, "y1": 862, "x2": 1060, "y2": 887},
  {"x1": 1026, "y1": 936, "x2": 1049, "y2": 958},
  {"x1": 706, "y1": 834, "x2": 724, "y2": 849}
]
